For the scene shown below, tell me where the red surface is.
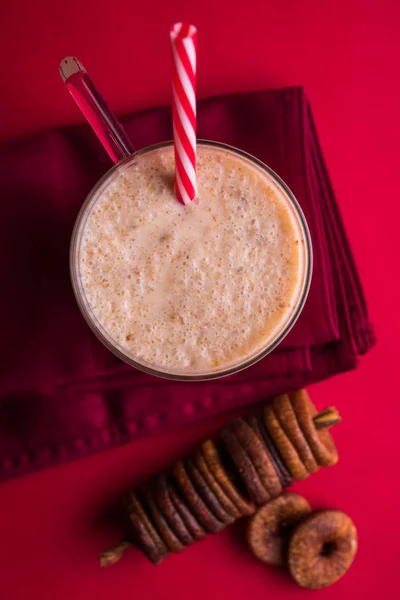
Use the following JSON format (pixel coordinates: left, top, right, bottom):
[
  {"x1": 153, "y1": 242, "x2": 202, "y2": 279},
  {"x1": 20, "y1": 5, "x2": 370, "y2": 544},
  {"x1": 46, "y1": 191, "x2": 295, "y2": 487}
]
[{"x1": 0, "y1": 1, "x2": 398, "y2": 598}]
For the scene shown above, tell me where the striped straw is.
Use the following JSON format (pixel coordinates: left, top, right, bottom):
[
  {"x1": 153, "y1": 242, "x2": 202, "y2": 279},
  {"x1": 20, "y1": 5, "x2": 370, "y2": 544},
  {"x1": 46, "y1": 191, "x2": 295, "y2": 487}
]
[{"x1": 170, "y1": 23, "x2": 197, "y2": 205}]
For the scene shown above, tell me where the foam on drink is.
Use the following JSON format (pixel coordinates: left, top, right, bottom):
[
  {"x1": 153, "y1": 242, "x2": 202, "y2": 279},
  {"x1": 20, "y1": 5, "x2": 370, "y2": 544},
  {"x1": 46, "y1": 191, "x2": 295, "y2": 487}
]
[{"x1": 78, "y1": 145, "x2": 307, "y2": 375}]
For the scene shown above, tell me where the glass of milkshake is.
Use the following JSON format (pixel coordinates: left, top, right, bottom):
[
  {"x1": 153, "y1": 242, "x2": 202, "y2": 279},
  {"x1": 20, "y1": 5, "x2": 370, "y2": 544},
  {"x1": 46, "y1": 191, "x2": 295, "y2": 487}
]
[{"x1": 70, "y1": 140, "x2": 312, "y2": 380}]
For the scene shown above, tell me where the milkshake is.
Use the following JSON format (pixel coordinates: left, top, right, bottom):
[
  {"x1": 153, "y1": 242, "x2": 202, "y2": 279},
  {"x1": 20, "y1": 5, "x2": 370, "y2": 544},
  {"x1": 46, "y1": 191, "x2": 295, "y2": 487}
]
[{"x1": 72, "y1": 142, "x2": 311, "y2": 379}]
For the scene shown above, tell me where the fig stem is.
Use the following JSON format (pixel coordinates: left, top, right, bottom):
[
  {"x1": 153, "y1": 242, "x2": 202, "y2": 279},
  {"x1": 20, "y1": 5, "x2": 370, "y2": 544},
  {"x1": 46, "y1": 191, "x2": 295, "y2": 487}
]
[
  {"x1": 100, "y1": 538, "x2": 131, "y2": 567},
  {"x1": 313, "y1": 407, "x2": 341, "y2": 430}
]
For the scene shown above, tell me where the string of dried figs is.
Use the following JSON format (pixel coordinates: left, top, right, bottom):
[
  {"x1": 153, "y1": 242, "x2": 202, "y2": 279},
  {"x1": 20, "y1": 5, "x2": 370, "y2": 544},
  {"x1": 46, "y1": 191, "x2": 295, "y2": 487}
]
[{"x1": 100, "y1": 389, "x2": 341, "y2": 566}]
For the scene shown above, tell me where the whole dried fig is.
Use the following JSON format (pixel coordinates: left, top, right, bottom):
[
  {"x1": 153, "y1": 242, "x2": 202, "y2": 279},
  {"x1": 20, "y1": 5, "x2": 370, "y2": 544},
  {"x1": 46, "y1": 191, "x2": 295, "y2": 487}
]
[
  {"x1": 193, "y1": 451, "x2": 242, "y2": 519},
  {"x1": 141, "y1": 485, "x2": 184, "y2": 553},
  {"x1": 167, "y1": 481, "x2": 206, "y2": 542},
  {"x1": 288, "y1": 509, "x2": 358, "y2": 589},
  {"x1": 247, "y1": 493, "x2": 311, "y2": 566},
  {"x1": 201, "y1": 440, "x2": 255, "y2": 517},
  {"x1": 123, "y1": 491, "x2": 169, "y2": 564},
  {"x1": 172, "y1": 460, "x2": 225, "y2": 533},
  {"x1": 155, "y1": 474, "x2": 195, "y2": 546},
  {"x1": 231, "y1": 418, "x2": 282, "y2": 499},
  {"x1": 264, "y1": 405, "x2": 309, "y2": 481},
  {"x1": 220, "y1": 426, "x2": 270, "y2": 504},
  {"x1": 273, "y1": 394, "x2": 319, "y2": 473},
  {"x1": 186, "y1": 459, "x2": 235, "y2": 524},
  {"x1": 246, "y1": 414, "x2": 292, "y2": 489},
  {"x1": 290, "y1": 389, "x2": 338, "y2": 467}
]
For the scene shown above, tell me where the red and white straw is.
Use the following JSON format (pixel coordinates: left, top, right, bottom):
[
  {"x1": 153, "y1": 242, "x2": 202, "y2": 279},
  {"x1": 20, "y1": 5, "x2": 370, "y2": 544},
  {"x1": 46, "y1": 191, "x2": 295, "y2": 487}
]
[{"x1": 170, "y1": 23, "x2": 197, "y2": 205}]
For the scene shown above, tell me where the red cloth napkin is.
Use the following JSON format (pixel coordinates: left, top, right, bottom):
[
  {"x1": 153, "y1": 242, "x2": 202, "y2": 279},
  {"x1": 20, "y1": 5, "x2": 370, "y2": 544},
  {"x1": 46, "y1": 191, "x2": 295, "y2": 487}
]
[{"x1": 0, "y1": 87, "x2": 375, "y2": 481}]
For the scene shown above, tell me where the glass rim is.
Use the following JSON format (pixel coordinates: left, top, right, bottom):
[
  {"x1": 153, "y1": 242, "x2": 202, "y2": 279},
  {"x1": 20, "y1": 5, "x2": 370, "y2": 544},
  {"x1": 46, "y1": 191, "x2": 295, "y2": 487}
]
[{"x1": 70, "y1": 140, "x2": 313, "y2": 381}]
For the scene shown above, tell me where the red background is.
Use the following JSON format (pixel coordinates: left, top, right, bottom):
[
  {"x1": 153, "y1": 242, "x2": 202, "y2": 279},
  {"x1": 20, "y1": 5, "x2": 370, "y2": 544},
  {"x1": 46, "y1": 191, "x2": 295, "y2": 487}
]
[{"x1": 0, "y1": 1, "x2": 398, "y2": 598}]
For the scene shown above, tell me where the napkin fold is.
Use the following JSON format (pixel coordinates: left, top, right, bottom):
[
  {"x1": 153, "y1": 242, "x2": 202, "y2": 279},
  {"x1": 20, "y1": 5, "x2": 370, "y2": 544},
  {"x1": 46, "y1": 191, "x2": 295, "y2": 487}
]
[{"x1": 0, "y1": 87, "x2": 375, "y2": 481}]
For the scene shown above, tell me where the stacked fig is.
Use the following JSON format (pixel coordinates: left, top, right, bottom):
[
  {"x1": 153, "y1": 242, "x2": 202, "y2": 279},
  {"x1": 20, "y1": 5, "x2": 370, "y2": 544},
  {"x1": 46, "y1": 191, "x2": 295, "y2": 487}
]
[{"x1": 101, "y1": 389, "x2": 340, "y2": 566}]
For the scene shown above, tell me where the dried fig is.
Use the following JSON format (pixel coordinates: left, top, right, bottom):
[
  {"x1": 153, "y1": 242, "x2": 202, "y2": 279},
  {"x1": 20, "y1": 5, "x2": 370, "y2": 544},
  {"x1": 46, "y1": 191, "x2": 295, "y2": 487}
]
[
  {"x1": 155, "y1": 474, "x2": 195, "y2": 546},
  {"x1": 273, "y1": 394, "x2": 319, "y2": 473},
  {"x1": 141, "y1": 485, "x2": 184, "y2": 553},
  {"x1": 264, "y1": 405, "x2": 309, "y2": 481},
  {"x1": 231, "y1": 418, "x2": 282, "y2": 499},
  {"x1": 186, "y1": 459, "x2": 235, "y2": 524},
  {"x1": 193, "y1": 451, "x2": 242, "y2": 519},
  {"x1": 288, "y1": 510, "x2": 358, "y2": 589},
  {"x1": 247, "y1": 493, "x2": 311, "y2": 566},
  {"x1": 201, "y1": 440, "x2": 255, "y2": 517},
  {"x1": 220, "y1": 426, "x2": 270, "y2": 504},
  {"x1": 172, "y1": 460, "x2": 225, "y2": 533},
  {"x1": 167, "y1": 481, "x2": 206, "y2": 542},
  {"x1": 290, "y1": 389, "x2": 338, "y2": 467},
  {"x1": 123, "y1": 491, "x2": 169, "y2": 564},
  {"x1": 247, "y1": 414, "x2": 292, "y2": 489}
]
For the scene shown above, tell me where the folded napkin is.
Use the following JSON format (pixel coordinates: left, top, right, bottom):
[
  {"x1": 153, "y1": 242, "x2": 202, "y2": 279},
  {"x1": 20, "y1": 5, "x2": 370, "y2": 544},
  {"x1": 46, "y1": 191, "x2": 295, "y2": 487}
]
[{"x1": 0, "y1": 87, "x2": 375, "y2": 481}]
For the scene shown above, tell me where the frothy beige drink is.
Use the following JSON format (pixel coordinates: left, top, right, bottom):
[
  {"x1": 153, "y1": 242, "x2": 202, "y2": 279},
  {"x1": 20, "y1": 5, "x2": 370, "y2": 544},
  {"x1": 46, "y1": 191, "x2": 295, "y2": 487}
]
[{"x1": 76, "y1": 144, "x2": 309, "y2": 377}]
